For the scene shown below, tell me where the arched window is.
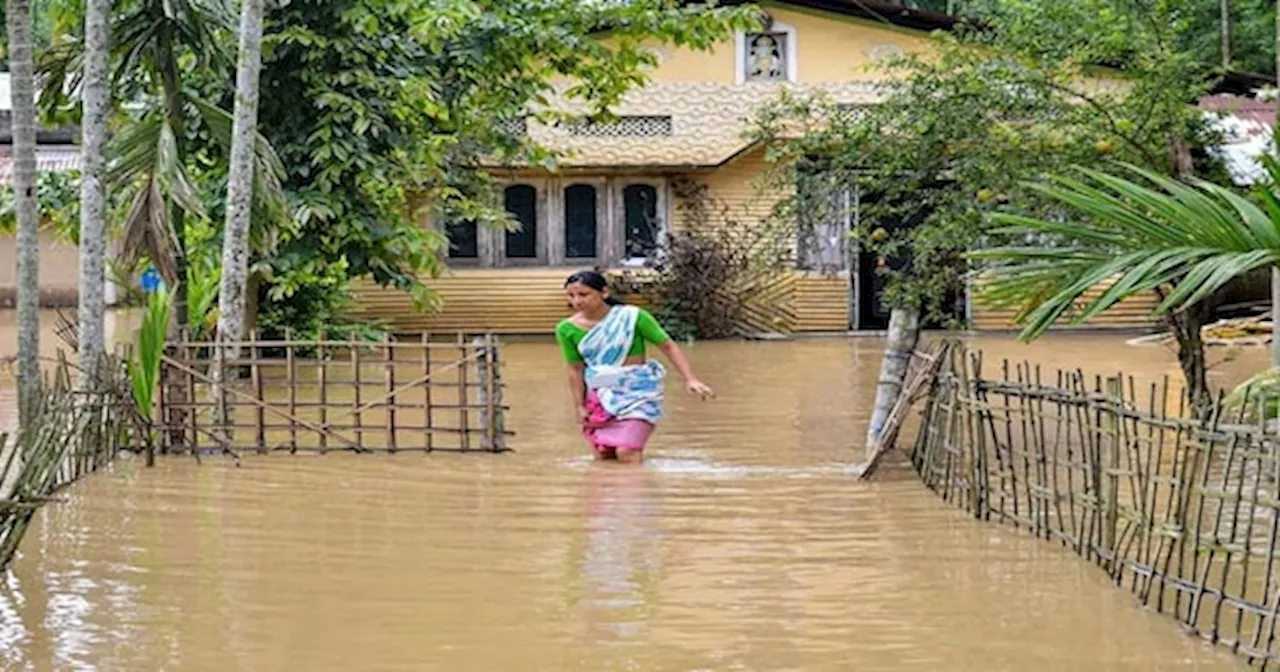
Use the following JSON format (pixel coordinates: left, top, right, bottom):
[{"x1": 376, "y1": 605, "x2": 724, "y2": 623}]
[
  {"x1": 564, "y1": 184, "x2": 598, "y2": 259},
  {"x1": 503, "y1": 184, "x2": 537, "y2": 258},
  {"x1": 623, "y1": 184, "x2": 658, "y2": 259}
]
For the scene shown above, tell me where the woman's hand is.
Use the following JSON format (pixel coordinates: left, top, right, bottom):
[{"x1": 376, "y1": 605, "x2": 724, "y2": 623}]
[
  {"x1": 685, "y1": 379, "x2": 715, "y2": 400},
  {"x1": 576, "y1": 405, "x2": 590, "y2": 424}
]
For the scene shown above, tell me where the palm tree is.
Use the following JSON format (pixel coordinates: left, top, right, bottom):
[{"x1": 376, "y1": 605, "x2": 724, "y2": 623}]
[
  {"x1": 217, "y1": 0, "x2": 264, "y2": 348},
  {"x1": 7, "y1": 0, "x2": 39, "y2": 423},
  {"x1": 76, "y1": 0, "x2": 110, "y2": 388},
  {"x1": 38, "y1": 0, "x2": 285, "y2": 333},
  {"x1": 970, "y1": 160, "x2": 1280, "y2": 411}
]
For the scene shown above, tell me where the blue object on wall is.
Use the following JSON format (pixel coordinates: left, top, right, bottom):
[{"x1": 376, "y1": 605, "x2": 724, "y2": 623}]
[{"x1": 140, "y1": 267, "x2": 163, "y2": 293}]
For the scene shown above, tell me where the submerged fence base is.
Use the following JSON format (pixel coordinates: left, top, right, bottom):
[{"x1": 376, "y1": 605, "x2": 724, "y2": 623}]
[
  {"x1": 157, "y1": 332, "x2": 512, "y2": 455},
  {"x1": 909, "y1": 341, "x2": 1280, "y2": 668},
  {"x1": 0, "y1": 354, "x2": 134, "y2": 571}
]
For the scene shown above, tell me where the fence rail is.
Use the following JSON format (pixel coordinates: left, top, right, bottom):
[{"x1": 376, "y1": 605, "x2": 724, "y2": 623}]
[
  {"x1": 910, "y1": 342, "x2": 1280, "y2": 667},
  {"x1": 157, "y1": 331, "x2": 511, "y2": 455}
]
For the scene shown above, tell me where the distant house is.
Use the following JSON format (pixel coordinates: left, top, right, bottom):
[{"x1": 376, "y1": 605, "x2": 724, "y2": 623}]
[
  {"x1": 1198, "y1": 91, "x2": 1275, "y2": 186},
  {"x1": 350, "y1": 0, "x2": 1172, "y2": 335},
  {"x1": 0, "y1": 72, "x2": 83, "y2": 307}
]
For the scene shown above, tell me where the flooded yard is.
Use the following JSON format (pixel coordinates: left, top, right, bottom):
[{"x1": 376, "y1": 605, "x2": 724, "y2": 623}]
[{"x1": 0, "y1": 311, "x2": 1266, "y2": 670}]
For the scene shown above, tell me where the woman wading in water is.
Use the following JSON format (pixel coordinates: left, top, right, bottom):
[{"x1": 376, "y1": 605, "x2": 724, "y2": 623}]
[{"x1": 555, "y1": 270, "x2": 714, "y2": 462}]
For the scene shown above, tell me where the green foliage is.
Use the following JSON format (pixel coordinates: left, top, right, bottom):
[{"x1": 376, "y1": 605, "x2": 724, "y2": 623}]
[
  {"x1": 127, "y1": 285, "x2": 172, "y2": 423},
  {"x1": 754, "y1": 0, "x2": 1218, "y2": 325},
  {"x1": 1223, "y1": 367, "x2": 1280, "y2": 422},
  {"x1": 254, "y1": 0, "x2": 756, "y2": 338},
  {"x1": 0, "y1": 170, "x2": 79, "y2": 239},
  {"x1": 972, "y1": 158, "x2": 1280, "y2": 340}
]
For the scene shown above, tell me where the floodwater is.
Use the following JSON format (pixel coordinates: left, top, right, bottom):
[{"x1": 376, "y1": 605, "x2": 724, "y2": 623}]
[{"x1": 0, "y1": 310, "x2": 1268, "y2": 671}]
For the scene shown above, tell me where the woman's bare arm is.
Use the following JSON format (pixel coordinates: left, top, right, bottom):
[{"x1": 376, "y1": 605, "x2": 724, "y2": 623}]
[
  {"x1": 657, "y1": 340, "x2": 697, "y2": 381},
  {"x1": 567, "y1": 363, "x2": 588, "y2": 419},
  {"x1": 657, "y1": 340, "x2": 715, "y2": 399}
]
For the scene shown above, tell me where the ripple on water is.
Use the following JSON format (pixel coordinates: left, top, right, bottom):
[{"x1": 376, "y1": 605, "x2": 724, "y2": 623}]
[{"x1": 0, "y1": 333, "x2": 1261, "y2": 671}]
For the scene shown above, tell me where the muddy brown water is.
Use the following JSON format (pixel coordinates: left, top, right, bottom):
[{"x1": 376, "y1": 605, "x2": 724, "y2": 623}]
[{"x1": 0, "y1": 310, "x2": 1267, "y2": 670}]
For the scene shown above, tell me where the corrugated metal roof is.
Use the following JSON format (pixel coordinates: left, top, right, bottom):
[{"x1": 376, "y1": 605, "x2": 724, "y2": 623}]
[
  {"x1": 1199, "y1": 94, "x2": 1275, "y2": 186},
  {"x1": 0, "y1": 145, "x2": 82, "y2": 184}
]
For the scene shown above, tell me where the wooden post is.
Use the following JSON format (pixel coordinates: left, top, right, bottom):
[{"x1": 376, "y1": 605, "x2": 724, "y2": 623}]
[
  {"x1": 458, "y1": 332, "x2": 470, "y2": 451},
  {"x1": 490, "y1": 334, "x2": 507, "y2": 452},
  {"x1": 1100, "y1": 376, "x2": 1122, "y2": 575},
  {"x1": 252, "y1": 329, "x2": 265, "y2": 453},
  {"x1": 422, "y1": 332, "x2": 433, "y2": 452},
  {"x1": 385, "y1": 334, "x2": 397, "y2": 453},
  {"x1": 185, "y1": 329, "x2": 199, "y2": 454},
  {"x1": 475, "y1": 335, "x2": 490, "y2": 450},
  {"x1": 317, "y1": 330, "x2": 328, "y2": 454},
  {"x1": 351, "y1": 336, "x2": 362, "y2": 449},
  {"x1": 286, "y1": 328, "x2": 298, "y2": 453}
]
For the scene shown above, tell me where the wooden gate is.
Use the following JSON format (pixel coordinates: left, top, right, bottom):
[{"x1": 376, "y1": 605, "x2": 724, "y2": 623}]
[{"x1": 157, "y1": 332, "x2": 510, "y2": 454}]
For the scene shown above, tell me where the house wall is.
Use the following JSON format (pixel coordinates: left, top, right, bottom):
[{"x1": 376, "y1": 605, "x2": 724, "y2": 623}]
[
  {"x1": 351, "y1": 146, "x2": 852, "y2": 335},
  {"x1": 0, "y1": 229, "x2": 80, "y2": 307},
  {"x1": 348, "y1": 3, "x2": 1146, "y2": 336},
  {"x1": 627, "y1": 3, "x2": 933, "y2": 85}
]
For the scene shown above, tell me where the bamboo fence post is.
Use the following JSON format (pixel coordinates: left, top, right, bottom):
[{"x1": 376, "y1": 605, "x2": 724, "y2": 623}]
[
  {"x1": 252, "y1": 330, "x2": 265, "y2": 453},
  {"x1": 474, "y1": 335, "x2": 491, "y2": 451},
  {"x1": 317, "y1": 329, "x2": 328, "y2": 454},
  {"x1": 1182, "y1": 391, "x2": 1226, "y2": 626},
  {"x1": 465, "y1": 330, "x2": 476, "y2": 450},
  {"x1": 385, "y1": 334, "x2": 397, "y2": 453},
  {"x1": 184, "y1": 329, "x2": 199, "y2": 454},
  {"x1": 490, "y1": 334, "x2": 507, "y2": 452},
  {"x1": 1099, "y1": 376, "x2": 1121, "y2": 575},
  {"x1": 286, "y1": 328, "x2": 298, "y2": 453},
  {"x1": 351, "y1": 336, "x2": 363, "y2": 449},
  {"x1": 422, "y1": 332, "x2": 433, "y2": 452}
]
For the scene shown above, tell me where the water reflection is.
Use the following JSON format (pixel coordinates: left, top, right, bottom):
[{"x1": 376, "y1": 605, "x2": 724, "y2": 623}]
[
  {"x1": 576, "y1": 463, "x2": 661, "y2": 643},
  {"x1": 0, "y1": 318, "x2": 1264, "y2": 670}
]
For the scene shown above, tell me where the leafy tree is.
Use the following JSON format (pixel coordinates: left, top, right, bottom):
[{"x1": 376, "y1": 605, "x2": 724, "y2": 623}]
[
  {"x1": 253, "y1": 0, "x2": 756, "y2": 338},
  {"x1": 753, "y1": 0, "x2": 1218, "y2": 453}
]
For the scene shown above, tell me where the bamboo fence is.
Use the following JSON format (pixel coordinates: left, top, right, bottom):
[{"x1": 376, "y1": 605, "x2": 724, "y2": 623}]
[
  {"x1": 910, "y1": 342, "x2": 1280, "y2": 667},
  {"x1": 0, "y1": 354, "x2": 134, "y2": 570},
  {"x1": 157, "y1": 331, "x2": 511, "y2": 455}
]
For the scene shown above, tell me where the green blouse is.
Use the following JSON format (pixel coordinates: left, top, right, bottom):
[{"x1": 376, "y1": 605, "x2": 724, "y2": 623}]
[{"x1": 555, "y1": 307, "x2": 670, "y2": 364}]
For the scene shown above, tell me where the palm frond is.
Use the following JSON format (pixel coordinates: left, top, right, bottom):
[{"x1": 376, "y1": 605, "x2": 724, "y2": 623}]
[{"x1": 970, "y1": 161, "x2": 1280, "y2": 342}]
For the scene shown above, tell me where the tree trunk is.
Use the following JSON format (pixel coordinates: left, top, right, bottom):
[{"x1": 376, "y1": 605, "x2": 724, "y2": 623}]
[
  {"x1": 864, "y1": 307, "x2": 921, "y2": 459},
  {"x1": 76, "y1": 0, "x2": 111, "y2": 390},
  {"x1": 1269, "y1": 3, "x2": 1280, "y2": 371},
  {"x1": 7, "y1": 0, "x2": 39, "y2": 424},
  {"x1": 1157, "y1": 289, "x2": 1214, "y2": 417},
  {"x1": 1221, "y1": 0, "x2": 1231, "y2": 68},
  {"x1": 1272, "y1": 267, "x2": 1280, "y2": 368},
  {"x1": 216, "y1": 0, "x2": 265, "y2": 350}
]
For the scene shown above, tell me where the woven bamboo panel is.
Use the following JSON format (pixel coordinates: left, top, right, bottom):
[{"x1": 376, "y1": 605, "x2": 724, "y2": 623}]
[
  {"x1": 792, "y1": 273, "x2": 851, "y2": 332},
  {"x1": 350, "y1": 268, "x2": 573, "y2": 334},
  {"x1": 348, "y1": 268, "x2": 857, "y2": 336},
  {"x1": 970, "y1": 279, "x2": 1162, "y2": 331}
]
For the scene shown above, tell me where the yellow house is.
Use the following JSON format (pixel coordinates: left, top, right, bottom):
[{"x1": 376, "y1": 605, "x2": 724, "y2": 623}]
[{"x1": 350, "y1": 0, "x2": 1158, "y2": 335}]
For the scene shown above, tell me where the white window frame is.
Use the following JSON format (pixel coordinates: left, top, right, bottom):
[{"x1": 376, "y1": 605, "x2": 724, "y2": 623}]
[
  {"x1": 613, "y1": 178, "x2": 669, "y2": 268},
  {"x1": 735, "y1": 20, "x2": 798, "y2": 84}
]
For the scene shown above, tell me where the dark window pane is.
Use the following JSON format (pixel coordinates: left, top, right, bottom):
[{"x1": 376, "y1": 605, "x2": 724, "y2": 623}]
[
  {"x1": 504, "y1": 184, "x2": 537, "y2": 258},
  {"x1": 564, "y1": 184, "x2": 597, "y2": 258},
  {"x1": 623, "y1": 184, "x2": 658, "y2": 258},
  {"x1": 446, "y1": 220, "x2": 478, "y2": 259}
]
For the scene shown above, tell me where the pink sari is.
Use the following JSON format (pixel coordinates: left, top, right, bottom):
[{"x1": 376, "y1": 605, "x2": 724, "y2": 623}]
[{"x1": 582, "y1": 389, "x2": 656, "y2": 454}]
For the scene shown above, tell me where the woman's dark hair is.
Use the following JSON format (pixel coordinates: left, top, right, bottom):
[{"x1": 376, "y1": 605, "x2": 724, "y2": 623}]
[{"x1": 565, "y1": 269, "x2": 623, "y2": 306}]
